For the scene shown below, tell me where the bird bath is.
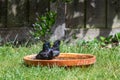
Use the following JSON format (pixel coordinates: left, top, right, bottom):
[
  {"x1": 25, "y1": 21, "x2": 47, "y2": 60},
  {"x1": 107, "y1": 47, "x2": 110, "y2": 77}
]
[{"x1": 23, "y1": 53, "x2": 96, "y2": 67}]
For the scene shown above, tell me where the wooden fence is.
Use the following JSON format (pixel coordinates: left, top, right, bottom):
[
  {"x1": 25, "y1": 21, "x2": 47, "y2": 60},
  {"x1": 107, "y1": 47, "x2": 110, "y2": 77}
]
[
  {"x1": 0, "y1": 0, "x2": 49, "y2": 28},
  {"x1": 51, "y1": 0, "x2": 120, "y2": 41},
  {"x1": 66, "y1": 0, "x2": 120, "y2": 29},
  {"x1": 0, "y1": 0, "x2": 49, "y2": 44},
  {"x1": 0, "y1": 0, "x2": 120, "y2": 43}
]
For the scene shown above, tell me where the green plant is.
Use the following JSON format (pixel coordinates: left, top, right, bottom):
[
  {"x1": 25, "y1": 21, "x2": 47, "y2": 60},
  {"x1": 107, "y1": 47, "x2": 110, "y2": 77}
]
[
  {"x1": 112, "y1": 32, "x2": 120, "y2": 42},
  {"x1": 99, "y1": 33, "x2": 120, "y2": 47},
  {"x1": 99, "y1": 35, "x2": 113, "y2": 46},
  {"x1": 76, "y1": 39, "x2": 101, "y2": 50},
  {"x1": 31, "y1": 11, "x2": 57, "y2": 40},
  {"x1": 77, "y1": 33, "x2": 120, "y2": 48}
]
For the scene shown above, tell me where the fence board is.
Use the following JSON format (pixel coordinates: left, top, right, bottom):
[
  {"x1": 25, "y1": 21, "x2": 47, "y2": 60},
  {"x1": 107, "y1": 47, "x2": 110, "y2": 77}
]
[
  {"x1": 50, "y1": 1, "x2": 66, "y2": 40},
  {"x1": 0, "y1": 0, "x2": 7, "y2": 27},
  {"x1": 86, "y1": 0, "x2": 106, "y2": 28},
  {"x1": 66, "y1": 0, "x2": 85, "y2": 28},
  {"x1": 29, "y1": 0, "x2": 49, "y2": 25},
  {"x1": 107, "y1": 0, "x2": 120, "y2": 28},
  {"x1": 7, "y1": 0, "x2": 28, "y2": 27}
]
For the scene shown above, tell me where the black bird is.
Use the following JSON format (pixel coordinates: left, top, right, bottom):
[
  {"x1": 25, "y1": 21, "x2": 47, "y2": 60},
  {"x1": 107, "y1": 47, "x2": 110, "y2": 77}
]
[
  {"x1": 36, "y1": 41, "x2": 53, "y2": 60},
  {"x1": 51, "y1": 40, "x2": 61, "y2": 57}
]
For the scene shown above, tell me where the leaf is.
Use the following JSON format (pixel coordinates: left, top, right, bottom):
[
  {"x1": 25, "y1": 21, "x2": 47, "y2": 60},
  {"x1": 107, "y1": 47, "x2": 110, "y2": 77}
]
[{"x1": 100, "y1": 36, "x2": 106, "y2": 41}]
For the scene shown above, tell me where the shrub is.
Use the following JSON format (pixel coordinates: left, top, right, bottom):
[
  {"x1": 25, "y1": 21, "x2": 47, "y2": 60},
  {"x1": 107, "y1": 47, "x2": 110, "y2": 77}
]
[{"x1": 31, "y1": 11, "x2": 57, "y2": 40}]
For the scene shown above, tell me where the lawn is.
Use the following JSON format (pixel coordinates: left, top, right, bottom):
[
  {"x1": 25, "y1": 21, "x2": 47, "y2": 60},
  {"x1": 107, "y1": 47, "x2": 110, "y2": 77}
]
[{"x1": 0, "y1": 41, "x2": 120, "y2": 80}]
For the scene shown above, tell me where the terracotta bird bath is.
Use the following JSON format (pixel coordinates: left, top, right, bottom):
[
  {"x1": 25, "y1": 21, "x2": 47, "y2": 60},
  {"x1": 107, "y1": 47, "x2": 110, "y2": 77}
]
[{"x1": 23, "y1": 53, "x2": 96, "y2": 67}]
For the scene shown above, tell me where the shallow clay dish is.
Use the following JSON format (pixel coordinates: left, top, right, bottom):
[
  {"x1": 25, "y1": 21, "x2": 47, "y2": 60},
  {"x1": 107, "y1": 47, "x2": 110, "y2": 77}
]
[{"x1": 23, "y1": 53, "x2": 96, "y2": 67}]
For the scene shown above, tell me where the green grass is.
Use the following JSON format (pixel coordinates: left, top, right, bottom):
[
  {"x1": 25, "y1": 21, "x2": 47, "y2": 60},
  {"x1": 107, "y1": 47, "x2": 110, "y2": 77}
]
[{"x1": 0, "y1": 42, "x2": 120, "y2": 80}]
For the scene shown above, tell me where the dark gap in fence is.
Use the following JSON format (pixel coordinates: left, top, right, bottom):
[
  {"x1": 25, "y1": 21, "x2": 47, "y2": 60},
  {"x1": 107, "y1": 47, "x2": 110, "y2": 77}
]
[
  {"x1": 0, "y1": 0, "x2": 8, "y2": 28},
  {"x1": 84, "y1": 0, "x2": 87, "y2": 28},
  {"x1": 105, "y1": 0, "x2": 108, "y2": 28},
  {"x1": 5, "y1": 0, "x2": 8, "y2": 28},
  {"x1": 26, "y1": 0, "x2": 30, "y2": 26}
]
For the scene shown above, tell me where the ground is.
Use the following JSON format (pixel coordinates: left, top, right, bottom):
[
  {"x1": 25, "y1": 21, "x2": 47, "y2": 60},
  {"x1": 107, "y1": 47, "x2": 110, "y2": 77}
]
[{"x1": 0, "y1": 42, "x2": 120, "y2": 80}]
